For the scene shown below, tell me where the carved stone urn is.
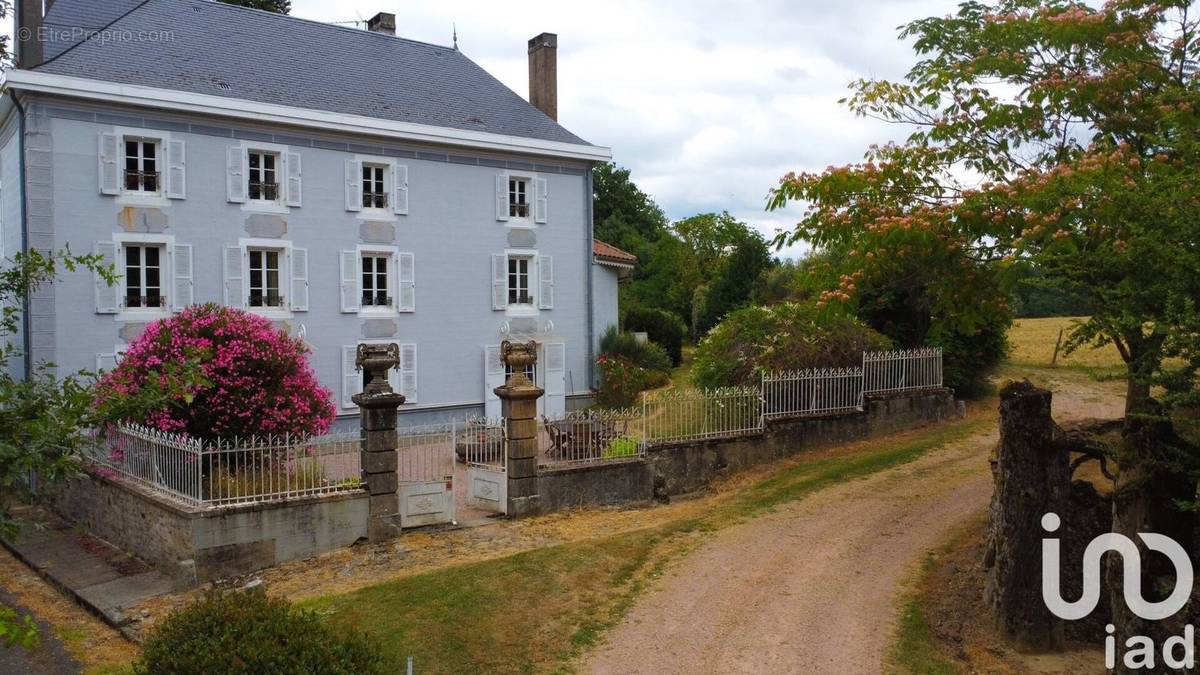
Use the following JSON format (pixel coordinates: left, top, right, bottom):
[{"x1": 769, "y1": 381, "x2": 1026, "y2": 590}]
[
  {"x1": 495, "y1": 339, "x2": 543, "y2": 399},
  {"x1": 352, "y1": 343, "x2": 406, "y2": 406}
]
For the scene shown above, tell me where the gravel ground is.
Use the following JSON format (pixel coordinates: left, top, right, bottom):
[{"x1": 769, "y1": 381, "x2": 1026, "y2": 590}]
[{"x1": 584, "y1": 372, "x2": 1125, "y2": 674}]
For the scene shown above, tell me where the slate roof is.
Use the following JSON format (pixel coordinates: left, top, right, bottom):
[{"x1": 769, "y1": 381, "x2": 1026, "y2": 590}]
[
  {"x1": 35, "y1": 0, "x2": 591, "y2": 146},
  {"x1": 593, "y1": 239, "x2": 637, "y2": 266}
]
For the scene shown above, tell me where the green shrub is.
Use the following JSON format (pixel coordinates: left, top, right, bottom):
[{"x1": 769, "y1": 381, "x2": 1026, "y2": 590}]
[
  {"x1": 623, "y1": 307, "x2": 688, "y2": 366},
  {"x1": 602, "y1": 436, "x2": 640, "y2": 459},
  {"x1": 692, "y1": 302, "x2": 892, "y2": 389},
  {"x1": 599, "y1": 326, "x2": 672, "y2": 372},
  {"x1": 135, "y1": 591, "x2": 384, "y2": 675},
  {"x1": 596, "y1": 354, "x2": 652, "y2": 408}
]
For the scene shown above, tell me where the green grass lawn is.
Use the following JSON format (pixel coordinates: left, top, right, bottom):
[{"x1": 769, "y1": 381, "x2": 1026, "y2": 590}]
[
  {"x1": 1006, "y1": 316, "x2": 1126, "y2": 379},
  {"x1": 305, "y1": 417, "x2": 990, "y2": 674}
]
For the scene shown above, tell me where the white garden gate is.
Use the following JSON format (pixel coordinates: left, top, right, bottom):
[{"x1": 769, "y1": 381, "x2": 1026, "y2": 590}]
[
  {"x1": 460, "y1": 418, "x2": 507, "y2": 515},
  {"x1": 395, "y1": 425, "x2": 457, "y2": 528}
]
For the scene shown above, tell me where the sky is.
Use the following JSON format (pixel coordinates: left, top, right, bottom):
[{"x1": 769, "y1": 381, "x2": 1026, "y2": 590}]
[{"x1": 285, "y1": 0, "x2": 962, "y2": 257}]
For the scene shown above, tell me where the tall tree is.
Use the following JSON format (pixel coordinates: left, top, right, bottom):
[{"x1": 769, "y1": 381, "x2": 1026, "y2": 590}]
[
  {"x1": 217, "y1": 0, "x2": 291, "y2": 13},
  {"x1": 768, "y1": 0, "x2": 1199, "y2": 658}
]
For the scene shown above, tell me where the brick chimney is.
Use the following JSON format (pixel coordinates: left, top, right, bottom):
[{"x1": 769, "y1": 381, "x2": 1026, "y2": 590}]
[
  {"x1": 367, "y1": 12, "x2": 396, "y2": 35},
  {"x1": 16, "y1": 0, "x2": 44, "y2": 68},
  {"x1": 527, "y1": 32, "x2": 557, "y2": 121}
]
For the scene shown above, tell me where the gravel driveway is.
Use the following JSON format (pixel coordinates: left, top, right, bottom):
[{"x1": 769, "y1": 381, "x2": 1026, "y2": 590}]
[{"x1": 584, "y1": 373, "x2": 1124, "y2": 674}]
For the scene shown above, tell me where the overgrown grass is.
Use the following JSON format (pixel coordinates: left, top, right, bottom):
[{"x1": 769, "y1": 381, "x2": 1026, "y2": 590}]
[
  {"x1": 1007, "y1": 317, "x2": 1125, "y2": 378},
  {"x1": 891, "y1": 585, "x2": 957, "y2": 675},
  {"x1": 306, "y1": 416, "x2": 990, "y2": 674}
]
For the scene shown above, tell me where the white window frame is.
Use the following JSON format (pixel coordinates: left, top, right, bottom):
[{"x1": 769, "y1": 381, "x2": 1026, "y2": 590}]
[
  {"x1": 357, "y1": 245, "x2": 398, "y2": 315},
  {"x1": 113, "y1": 233, "x2": 175, "y2": 321},
  {"x1": 508, "y1": 175, "x2": 532, "y2": 221},
  {"x1": 361, "y1": 161, "x2": 391, "y2": 212},
  {"x1": 111, "y1": 127, "x2": 172, "y2": 206},
  {"x1": 238, "y1": 237, "x2": 294, "y2": 318},
  {"x1": 506, "y1": 251, "x2": 535, "y2": 314},
  {"x1": 347, "y1": 154, "x2": 407, "y2": 219},
  {"x1": 235, "y1": 141, "x2": 297, "y2": 214},
  {"x1": 247, "y1": 148, "x2": 282, "y2": 205}
]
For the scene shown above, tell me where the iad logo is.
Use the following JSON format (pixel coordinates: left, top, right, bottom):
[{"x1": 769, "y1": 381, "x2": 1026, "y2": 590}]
[{"x1": 1041, "y1": 512, "x2": 1196, "y2": 669}]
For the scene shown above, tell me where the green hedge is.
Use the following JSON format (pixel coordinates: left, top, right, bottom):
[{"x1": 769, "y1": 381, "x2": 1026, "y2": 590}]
[
  {"x1": 135, "y1": 591, "x2": 385, "y2": 675},
  {"x1": 692, "y1": 302, "x2": 892, "y2": 389},
  {"x1": 622, "y1": 307, "x2": 687, "y2": 366}
]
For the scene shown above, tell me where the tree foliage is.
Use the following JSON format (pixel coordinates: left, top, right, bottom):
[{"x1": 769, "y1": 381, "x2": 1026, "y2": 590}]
[
  {"x1": 769, "y1": 0, "x2": 1200, "y2": 417},
  {"x1": 0, "y1": 249, "x2": 112, "y2": 538},
  {"x1": 216, "y1": 0, "x2": 291, "y2": 13}
]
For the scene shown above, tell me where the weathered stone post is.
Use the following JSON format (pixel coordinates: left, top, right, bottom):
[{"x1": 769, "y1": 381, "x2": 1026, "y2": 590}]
[
  {"x1": 496, "y1": 340, "x2": 543, "y2": 517},
  {"x1": 353, "y1": 344, "x2": 404, "y2": 541},
  {"x1": 984, "y1": 380, "x2": 1069, "y2": 650}
]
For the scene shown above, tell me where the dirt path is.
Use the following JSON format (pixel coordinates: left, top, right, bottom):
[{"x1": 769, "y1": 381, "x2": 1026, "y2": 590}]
[{"x1": 584, "y1": 371, "x2": 1124, "y2": 674}]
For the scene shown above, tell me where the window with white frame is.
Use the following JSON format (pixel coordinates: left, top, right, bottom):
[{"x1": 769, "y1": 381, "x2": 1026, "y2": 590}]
[
  {"x1": 505, "y1": 361, "x2": 536, "y2": 383},
  {"x1": 247, "y1": 247, "x2": 284, "y2": 308},
  {"x1": 99, "y1": 129, "x2": 184, "y2": 200},
  {"x1": 247, "y1": 150, "x2": 281, "y2": 202},
  {"x1": 508, "y1": 177, "x2": 530, "y2": 218},
  {"x1": 507, "y1": 255, "x2": 533, "y2": 306},
  {"x1": 341, "y1": 342, "x2": 417, "y2": 408},
  {"x1": 362, "y1": 163, "x2": 388, "y2": 209},
  {"x1": 123, "y1": 138, "x2": 160, "y2": 193},
  {"x1": 123, "y1": 243, "x2": 166, "y2": 309},
  {"x1": 361, "y1": 253, "x2": 391, "y2": 308},
  {"x1": 94, "y1": 236, "x2": 190, "y2": 316}
]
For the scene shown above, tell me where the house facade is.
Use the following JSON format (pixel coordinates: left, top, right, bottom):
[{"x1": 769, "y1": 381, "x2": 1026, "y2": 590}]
[{"x1": 1, "y1": 0, "x2": 629, "y2": 426}]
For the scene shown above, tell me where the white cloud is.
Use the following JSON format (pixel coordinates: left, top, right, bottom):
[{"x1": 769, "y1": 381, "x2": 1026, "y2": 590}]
[{"x1": 91, "y1": 1, "x2": 972, "y2": 257}]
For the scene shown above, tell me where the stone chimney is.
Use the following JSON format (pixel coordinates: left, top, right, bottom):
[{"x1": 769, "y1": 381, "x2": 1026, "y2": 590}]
[
  {"x1": 527, "y1": 32, "x2": 557, "y2": 121},
  {"x1": 16, "y1": 0, "x2": 44, "y2": 68},
  {"x1": 367, "y1": 12, "x2": 396, "y2": 35}
]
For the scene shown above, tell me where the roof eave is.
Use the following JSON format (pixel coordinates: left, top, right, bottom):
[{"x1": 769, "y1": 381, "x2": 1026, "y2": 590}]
[{"x1": 4, "y1": 69, "x2": 612, "y2": 162}]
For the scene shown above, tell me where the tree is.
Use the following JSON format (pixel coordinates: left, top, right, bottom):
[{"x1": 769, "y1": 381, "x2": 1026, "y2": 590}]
[
  {"x1": 217, "y1": 0, "x2": 291, "y2": 13},
  {"x1": 694, "y1": 227, "x2": 773, "y2": 335},
  {"x1": 592, "y1": 162, "x2": 669, "y2": 260},
  {"x1": 768, "y1": 0, "x2": 1199, "y2": 659},
  {"x1": 1, "y1": 249, "x2": 112, "y2": 538}
]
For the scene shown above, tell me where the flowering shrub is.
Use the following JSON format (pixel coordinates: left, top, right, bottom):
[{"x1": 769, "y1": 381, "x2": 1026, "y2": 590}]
[
  {"x1": 595, "y1": 354, "x2": 650, "y2": 409},
  {"x1": 95, "y1": 304, "x2": 335, "y2": 440},
  {"x1": 692, "y1": 302, "x2": 892, "y2": 389}
]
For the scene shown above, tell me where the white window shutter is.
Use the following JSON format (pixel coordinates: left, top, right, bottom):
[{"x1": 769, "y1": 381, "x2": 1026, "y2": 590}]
[
  {"x1": 342, "y1": 345, "x2": 359, "y2": 409},
  {"x1": 94, "y1": 240, "x2": 119, "y2": 314},
  {"x1": 226, "y1": 147, "x2": 246, "y2": 203},
  {"x1": 393, "y1": 164, "x2": 409, "y2": 215},
  {"x1": 545, "y1": 342, "x2": 566, "y2": 415},
  {"x1": 400, "y1": 343, "x2": 418, "y2": 403},
  {"x1": 96, "y1": 352, "x2": 118, "y2": 373},
  {"x1": 484, "y1": 345, "x2": 504, "y2": 418},
  {"x1": 491, "y1": 254, "x2": 507, "y2": 310},
  {"x1": 534, "y1": 177, "x2": 548, "y2": 224},
  {"x1": 345, "y1": 159, "x2": 362, "y2": 212},
  {"x1": 290, "y1": 247, "x2": 309, "y2": 311},
  {"x1": 538, "y1": 255, "x2": 554, "y2": 309},
  {"x1": 172, "y1": 243, "x2": 193, "y2": 312},
  {"x1": 98, "y1": 132, "x2": 120, "y2": 195},
  {"x1": 223, "y1": 245, "x2": 244, "y2": 309},
  {"x1": 340, "y1": 250, "x2": 360, "y2": 313},
  {"x1": 495, "y1": 174, "x2": 509, "y2": 221},
  {"x1": 397, "y1": 252, "x2": 415, "y2": 312},
  {"x1": 285, "y1": 152, "x2": 302, "y2": 207},
  {"x1": 166, "y1": 140, "x2": 186, "y2": 199}
]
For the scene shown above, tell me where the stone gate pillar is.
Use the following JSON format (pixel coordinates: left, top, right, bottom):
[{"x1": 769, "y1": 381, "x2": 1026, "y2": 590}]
[
  {"x1": 353, "y1": 344, "x2": 405, "y2": 542},
  {"x1": 496, "y1": 340, "x2": 543, "y2": 517}
]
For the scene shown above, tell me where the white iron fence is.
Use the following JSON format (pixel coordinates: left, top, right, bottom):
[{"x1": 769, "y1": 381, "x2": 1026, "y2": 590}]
[
  {"x1": 538, "y1": 408, "x2": 644, "y2": 468},
  {"x1": 458, "y1": 417, "x2": 506, "y2": 471},
  {"x1": 395, "y1": 424, "x2": 457, "y2": 484},
  {"x1": 862, "y1": 348, "x2": 943, "y2": 394},
  {"x1": 642, "y1": 386, "x2": 764, "y2": 445},
  {"x1": 84, "y1": 425, "x2": 363, "y2": 508},
  {"x1": 762, "y1": 367, "x2": 864, "y2": 419}
]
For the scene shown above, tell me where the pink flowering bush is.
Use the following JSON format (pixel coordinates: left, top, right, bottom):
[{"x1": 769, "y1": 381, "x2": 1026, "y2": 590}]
[{"x1": 95, "y1": 304, "x2": 335, "y2": 440}]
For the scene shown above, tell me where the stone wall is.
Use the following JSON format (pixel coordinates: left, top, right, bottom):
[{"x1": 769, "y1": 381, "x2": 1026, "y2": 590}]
[
  {"x1": 46, "y1": 474, "x2": 368, "y2": 585},
  {"x1": 532, "y1": 387, "x2": 958, "y2": 513}
]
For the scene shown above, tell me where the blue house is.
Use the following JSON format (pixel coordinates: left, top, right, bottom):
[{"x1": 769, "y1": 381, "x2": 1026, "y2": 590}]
[{"x1": 1, "y1": 0, "x2": 634, "y2": 425}]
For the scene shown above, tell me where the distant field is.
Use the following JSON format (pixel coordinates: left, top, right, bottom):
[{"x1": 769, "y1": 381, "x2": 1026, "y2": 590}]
[{"x1": 1007, "y1": 316, "x2": 1124, "y2": 371}]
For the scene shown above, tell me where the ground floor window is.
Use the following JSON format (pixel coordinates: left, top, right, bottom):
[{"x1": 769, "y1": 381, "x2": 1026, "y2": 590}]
[{"x1": 124, "y1": 243, "x2": 165, "y2": 309}]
